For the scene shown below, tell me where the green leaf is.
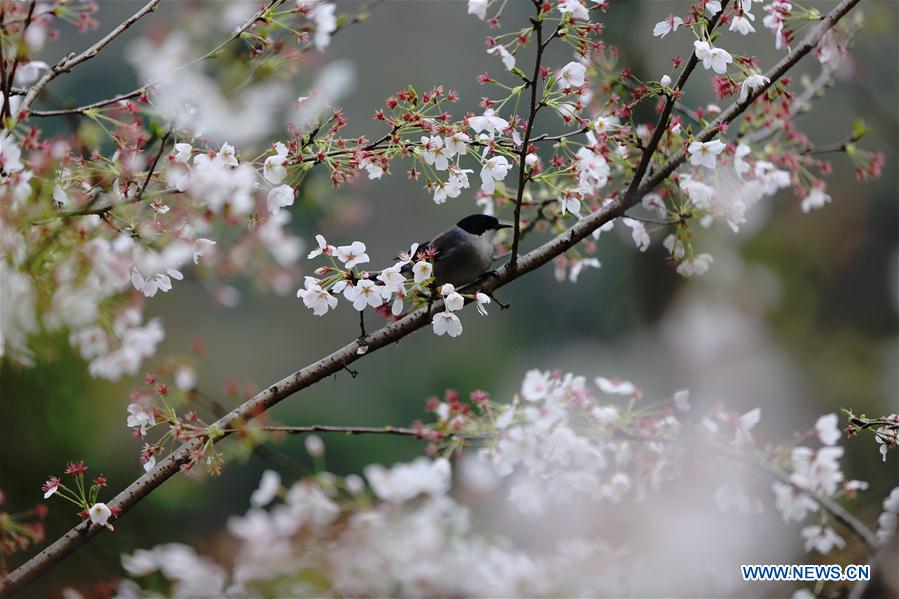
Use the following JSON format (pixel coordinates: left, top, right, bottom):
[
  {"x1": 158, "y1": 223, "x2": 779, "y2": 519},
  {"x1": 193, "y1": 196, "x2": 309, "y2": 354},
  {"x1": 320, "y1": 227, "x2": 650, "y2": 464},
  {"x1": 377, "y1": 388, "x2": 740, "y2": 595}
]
[{"x1": 852, "y1": 119, "x2": 871, "y2": 140}]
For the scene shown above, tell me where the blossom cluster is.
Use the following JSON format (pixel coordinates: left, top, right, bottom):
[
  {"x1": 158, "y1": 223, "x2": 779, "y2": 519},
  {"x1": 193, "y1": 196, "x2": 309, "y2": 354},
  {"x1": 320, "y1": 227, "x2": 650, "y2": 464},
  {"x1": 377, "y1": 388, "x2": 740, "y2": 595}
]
[
  {"x1": 0, "y1": 1, "x2": 342, "y2": 378},
  {"x1": 122, "y1": 371, "x2": 224, "y2": 476},
  {"x1": 845, "y1": 411, "x2": 899, "y2": 462},
  {"x1": 0, "y1": 490, "x2": 47, "y2": 576},
  {"x1": 115, "y1": 368, "x2": 890, "y2": 597},
  {"x1": 298, "y1": 236, "x2": 493, "y2": 339},
  {"x1": 40, "y1": 461, "x2": 116, "y2": 531},
  {"x1": 1, "y1": 0, "x2": 883, "y2": 385}
]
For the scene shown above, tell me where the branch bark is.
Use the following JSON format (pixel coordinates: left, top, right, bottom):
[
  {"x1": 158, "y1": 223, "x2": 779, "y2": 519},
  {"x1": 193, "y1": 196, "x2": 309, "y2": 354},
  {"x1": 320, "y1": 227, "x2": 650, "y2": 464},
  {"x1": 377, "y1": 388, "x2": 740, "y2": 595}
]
[{"x1": 0, "y1": 0, "x2": 862, "y2": 593}]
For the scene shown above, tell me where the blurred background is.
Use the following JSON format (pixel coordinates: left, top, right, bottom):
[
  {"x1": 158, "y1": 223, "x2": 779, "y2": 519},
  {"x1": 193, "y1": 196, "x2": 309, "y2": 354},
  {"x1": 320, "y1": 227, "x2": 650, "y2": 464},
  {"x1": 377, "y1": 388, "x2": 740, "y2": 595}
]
[{"x1": 1, "y1": 0, "x2": 897, "y2": 594}]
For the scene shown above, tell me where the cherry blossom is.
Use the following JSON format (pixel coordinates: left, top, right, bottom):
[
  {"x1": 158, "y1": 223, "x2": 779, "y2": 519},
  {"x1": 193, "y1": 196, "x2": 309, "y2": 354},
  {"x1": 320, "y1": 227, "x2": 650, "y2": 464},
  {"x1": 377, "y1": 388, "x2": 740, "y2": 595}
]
[
  {"x1": 263, "y1": 143, "x2": 289, "y2": 184},
  {"x1": 364, "y1": 457, "x2": 451, "y2": 503},
  {"x1": 377, "y1": 265, "x2": 406, "y2": 293},
  {"x1": 297, "y1": 277, "x2": 339, "y2": 316},
  {"x1": 305, "y1": 435, "x2": 325, "y2": 458},
  {"x1": 306, "y1": 235, "x2": 334, "y2": 259},
  {"x1": 557, "y1": 0, "x2": 589, "y2": 21},
  {"x1": 172, "y1": 143, "x2": 192, "y2": 163},
  {"x1": 653, "y1": 15, "x2": 683, "y2": 38},
  {"x1": 475, "y1": 292, "x2": 491, "y2": 316},
  {"x1": 445, "y1": 132, "x2": 470, "y2": 157},
  {"x1": 42, "y1": 477, "x2": 60, "y2": 499},
  {"x1": 676, "y1": 254, "x2": 714, "y2": 277},
  {"x1": 467, "y1": 0, "x2": 488, "y2": 20},
  {"x1": 480, "y1": 155, "x2": 512, "y2": 193},
  {"x1": 441, "y1": 284, "x2": 465, "y2": 312},
  {"x1": 559, "y1": 61, "x2": 587, "y2": 89},
  {"x1": 815, "y1": 414, "x2": 841, "y2": 446},
  {"x1": 739, "y1": 72, "x2": 770, "y2": 102},
  {"x1": 250, "y1": 470, "x2": 281, "y2": 507},
  {"x1": 421, "y1": 135, "x2": 450, "y2": 171},
  {"x1": 468, "y1": 108, "x2": 509, "y2": 136},
  {"x1": 568, "y1": 257, "x2": 601, "y2": 283},
  {"x1": 687, "y1": 139, "x2": 727, "y2": 169},
  {"x1": 575, "y1": 147, "x2": 610, "y2": 192},
  {"x1": 350, "y1": 279, "x2": 385, "y2": 311},
  {"x1": 88, "y1": 503, "x2": 112, "y2": 527},
  {"x1": 309, "y1": 2, "x2": 338, "y2": 51},
  {"x1": 432, "y1": 311, "x2": 463, "y2": 337},
  {"x1": 359, "y1": 156, "x2": 384, "y2": 180},
  {"x1": 621, "y1": 218, "x2": 650, "y2": 252},
  {"x1": 487, "y1": 45, "x2": 516, "y2": 71},
  {"x1": 595, "y1": 376, "x2": 640, "y2": 397},
  {"x1": 266, "y1": 184, "x2": 295, "y2": 215},
  {"x1": 734, "y1": 143, "x2": 752, "y2": 177},
  {"x1": 336, "y1": 241, "x2": 370, "y2": 269},
  {"x1": 801, "y1": 525, "x2": 845, "y2": 554},
  {"x1": 126, "y1": 403, "x2": 156, "y2": 436},
  {"x1": 800, "y1": 187, "x2": 832, "y2": 213},
  {"x1": 693, "y1": 40, "x2": 733, "y2": 74},
  {"x1": 409, "y1": 260, "x2": 432, "y2": 284},
  {"x1": 730, "y1": 12, "x2": 756, "y2": 35}
]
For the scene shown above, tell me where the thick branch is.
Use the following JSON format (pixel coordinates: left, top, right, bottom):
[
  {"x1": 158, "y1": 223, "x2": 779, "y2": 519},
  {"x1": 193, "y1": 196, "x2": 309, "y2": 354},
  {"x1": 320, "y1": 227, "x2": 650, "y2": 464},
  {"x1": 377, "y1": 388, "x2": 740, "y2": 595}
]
[{"x1": 0, "y1": 0, "x2": 862, "y2": 593}]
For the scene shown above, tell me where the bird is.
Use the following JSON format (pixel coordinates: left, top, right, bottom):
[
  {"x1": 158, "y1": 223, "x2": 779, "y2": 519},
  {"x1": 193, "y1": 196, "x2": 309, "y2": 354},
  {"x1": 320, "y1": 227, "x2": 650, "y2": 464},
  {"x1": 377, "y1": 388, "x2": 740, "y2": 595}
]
[{"x1": 406, "y1": 214, "x2": 512, "y2": 287}]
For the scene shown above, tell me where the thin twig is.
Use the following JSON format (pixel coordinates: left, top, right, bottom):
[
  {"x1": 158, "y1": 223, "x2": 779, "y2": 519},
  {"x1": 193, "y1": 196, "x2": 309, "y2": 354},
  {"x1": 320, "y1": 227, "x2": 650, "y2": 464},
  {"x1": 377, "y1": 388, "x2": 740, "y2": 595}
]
[
  {"x1": 0, "y1": 0, "x2": 863, "y2": 593},
  {"x1": 509, "y1": 7, "x2": 545, "y2": 270},
  {"x1": 26, "y1": 0, "x2": 280, "y2": 118},
  {"x1": 622, "y1": 1, "x2": 730, "y2": 203},
  {"x1": 18, "y1": 0, "x2": 162, "y2": 118},
  {"x1": 618, "y1": 432, "x2": 878, "y2": 552},
  {"x1": 137, "y1": 129, "x2": 171, "y2": 201},
  {"x1": 26, "y1": 0, "x2": 386, "y2": 119},
  {"x1": 3, "y1": 0, "x2": 37, "y2": 121},
  {"x1": 235, "y1": 424, "x2": 423, "y2": 437}
]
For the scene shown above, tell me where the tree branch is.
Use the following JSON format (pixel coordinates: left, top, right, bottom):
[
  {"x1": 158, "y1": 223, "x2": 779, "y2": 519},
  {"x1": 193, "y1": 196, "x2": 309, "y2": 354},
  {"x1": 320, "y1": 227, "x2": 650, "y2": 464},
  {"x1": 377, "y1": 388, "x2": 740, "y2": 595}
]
[
  {"x1": 619, "y1": 432, "x2": 878, "y2": 552},
  {"x1": 0, "y1": 0, "x2": 863, "y2": 593},
  {"x1": 17, "y1": 0, "x2": 161, "y2": 118},
  {"x1": 237, "y1": 424, "x2": 423, "y2": 437},
  {"x1": 509, "y1": 8, "x2": 545, "y2": 271},
  {"x1": 623, "y1": 0, "x2": 729, "y2": 202},
  {"x1": 22, "y1": 0, "x2": 394, "y2": 119}
]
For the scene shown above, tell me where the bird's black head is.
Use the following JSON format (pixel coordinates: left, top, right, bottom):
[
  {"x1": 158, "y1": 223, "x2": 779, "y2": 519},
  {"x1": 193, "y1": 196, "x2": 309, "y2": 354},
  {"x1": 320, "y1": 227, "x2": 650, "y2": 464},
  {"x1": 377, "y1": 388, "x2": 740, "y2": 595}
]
[{"x1": 456, "y1": 214, "x2": 513, "y2": 235}]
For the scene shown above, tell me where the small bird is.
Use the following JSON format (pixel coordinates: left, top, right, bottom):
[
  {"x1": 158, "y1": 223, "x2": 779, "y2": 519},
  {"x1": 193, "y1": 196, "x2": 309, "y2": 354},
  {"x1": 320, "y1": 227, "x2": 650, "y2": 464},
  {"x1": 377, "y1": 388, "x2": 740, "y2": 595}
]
[{"x1": 408, "y1": 214, "x2": 512, "y2": 286}]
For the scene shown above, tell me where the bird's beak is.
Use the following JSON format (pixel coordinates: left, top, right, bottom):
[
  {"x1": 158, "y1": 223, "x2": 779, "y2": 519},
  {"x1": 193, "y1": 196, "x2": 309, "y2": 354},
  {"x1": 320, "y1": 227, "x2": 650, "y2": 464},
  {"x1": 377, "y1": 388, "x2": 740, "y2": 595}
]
[{"x1": 496, "y1": 223, "x2": 513, "y2": 230}]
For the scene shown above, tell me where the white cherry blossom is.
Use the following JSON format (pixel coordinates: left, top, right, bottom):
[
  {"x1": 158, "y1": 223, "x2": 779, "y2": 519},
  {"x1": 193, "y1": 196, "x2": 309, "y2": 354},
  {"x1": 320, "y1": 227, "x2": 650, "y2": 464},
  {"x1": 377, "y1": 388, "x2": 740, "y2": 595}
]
[
  {"x1": 687, "y1": 139, "x2": 727, "y2": 169},
  {"x1": 487, "y1": 45, "x2": 516, "y2": 71},
  {"x1": 740, "y1": 72, "x2": 770, "y2": 102},
  {"x1": 559, "y1": 61, "x2": 587, "y2": 88},
  {"x1": 412, "y1": 260, "x2": 433, "y2": 283},
  {"x1": 480, "y1": 155, "x2": 512, "y2": 193},
  {"x1": 467, "y1": 0, "x2": 487, "y2": 20},
  {"x1": 801, "y1": 187, "x2": 831, "y2": 213},
  {"x1": 468, "y1": 108, "x2": 509, "y2": 136},
  {"x1": 432, "y1": 311, "x2": 463, "y2": 337},
  {"x1": 336, "y1": 241, "x2": 370, "y2": 269},
  {"x1": 653, "y1": 16, "x2": 683, "y2": 38},
  {"x1": 693, "y1": 40, "x2": 733, "y2": 74},
  {"x1": 297, "y1": 277, "x2": 338, "y2": 316},
  {"x1": 266, "y1": 184, "x2": 295, "y2": 215}
]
